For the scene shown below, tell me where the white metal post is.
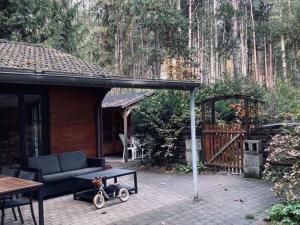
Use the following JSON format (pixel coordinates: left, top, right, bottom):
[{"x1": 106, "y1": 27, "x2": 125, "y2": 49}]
[{"x1": 190, "y1": 89, "x2": 199, "y2": 202}]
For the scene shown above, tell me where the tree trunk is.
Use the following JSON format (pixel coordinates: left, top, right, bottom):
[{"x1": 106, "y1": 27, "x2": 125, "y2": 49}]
[
  {"x1": 210, "y1": 9, "x2": 215, "y2": 83},
  {"x1": 240, "y1": 19, "x2": 247, "y2": 77},
  {"x1": 269, "y1": 42, "x2": 273, "y2": 87},
  {"x1": 232, "y1": 0, "x2": 239, "y2": 79},
  {"x1": 188, "y1": 0, "x2": 192, "y2": 50},
  {"x1": 281, "y1": 35, "x2": 287, "y2": 81},
  {"x1": 250, "y1": 0, "x2": 258, "y2": 82},
  {"x1": 213, "y1": 0, "x2": 218, "y2": 80},
  {"x1": 264, "y1": 36, "x2": 268, "y2": 86}
]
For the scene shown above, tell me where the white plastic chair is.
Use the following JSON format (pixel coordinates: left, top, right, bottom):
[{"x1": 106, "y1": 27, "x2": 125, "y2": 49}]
[
  {"x1": 119, "y1": 134, "x2": 144, "y2": 161},
  {"x1": 119, "y1": 134, "x2": 135, "y2": 160},
  {"x1": 130, "y1": 136, "x2": 144, "y2": 161}
]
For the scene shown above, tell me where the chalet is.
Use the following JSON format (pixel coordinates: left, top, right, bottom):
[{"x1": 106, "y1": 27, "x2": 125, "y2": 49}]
[{"x1": 0, "y1": 40, "x2": 200, "y2": 169}]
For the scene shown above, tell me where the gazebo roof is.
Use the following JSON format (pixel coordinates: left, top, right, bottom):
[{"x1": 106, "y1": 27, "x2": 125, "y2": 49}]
[
  {"x1": 200, "y1": 94, "x2": 263, "y2": 104},
  {"x1": 102, "y1": 92, "x2": 153, "y2": 109}
]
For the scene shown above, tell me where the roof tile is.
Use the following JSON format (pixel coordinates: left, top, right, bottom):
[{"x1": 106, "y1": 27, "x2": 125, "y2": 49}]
[{"x1": 0, "y1": 40, "x2": 116, "y2": 77}]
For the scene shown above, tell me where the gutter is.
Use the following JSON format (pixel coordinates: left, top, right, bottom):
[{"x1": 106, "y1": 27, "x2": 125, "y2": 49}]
[{"x1": 0, "y1": 71, "x2": 202, "y2": 91}]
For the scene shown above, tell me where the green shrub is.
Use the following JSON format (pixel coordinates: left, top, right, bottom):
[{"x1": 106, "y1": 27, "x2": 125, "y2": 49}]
[
  {"x1": 263, "y1": 126, "x2": 300, "y2": 202},
  {"x1": 132, "y1": 77, "x2": 299, "y2": 167},
  {"x1": 132, "y1": 90, "x2": 201, "y2": 166},
  {"x1": 197, "y1": 76, "x2": 265, "y2": 102},
  {"x1": 173, "y1": 162, "x2": 206, "y2": 174},
  {"x1": 197, "y1": 76, "x2": 266, "y2": 125},
  {"x1": 262, "y1": 81, "x2": 300, "y2": 123},
  {"x1": 268, "y1": 203, "x2": 300, "y2": 225}
]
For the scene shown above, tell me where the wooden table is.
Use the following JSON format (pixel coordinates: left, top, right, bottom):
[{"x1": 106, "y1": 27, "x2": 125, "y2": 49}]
[{"x1": 0, "y1": 175, "x2": 44, "y2": 225}]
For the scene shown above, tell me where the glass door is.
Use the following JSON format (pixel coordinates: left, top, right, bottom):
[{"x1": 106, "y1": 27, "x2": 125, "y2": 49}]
[
  {"x1": 0, "y1": 95, "x2": 21, "y2": 167},
  {"x1": 24, "y1": 95, "x2": 44, "y2": 157},
  {"x1": 0, "y1": 90, "x2": 48, "y2": 169}
]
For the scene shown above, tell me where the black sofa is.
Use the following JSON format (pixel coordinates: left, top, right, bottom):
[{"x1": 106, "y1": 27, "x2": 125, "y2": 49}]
[{"x1": 27, "y1": 151, "x2": 104, "y2": 198}]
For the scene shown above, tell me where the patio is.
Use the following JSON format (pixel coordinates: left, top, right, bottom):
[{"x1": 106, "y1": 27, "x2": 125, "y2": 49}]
[{"x1": 5, "y1": 169, "x2": 277, "y2": 225}]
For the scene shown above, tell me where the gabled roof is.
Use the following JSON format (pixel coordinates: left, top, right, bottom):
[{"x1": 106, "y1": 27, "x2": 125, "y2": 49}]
[
  {"x1": 0, "y1": 40, "x2": 202, "y2": 90},
  {"x1": 0, "y1": 39, "x2": 112, "y2": 77},
  {"x1": 102, "y1": 92, "x2": 154, "y2": 109}
]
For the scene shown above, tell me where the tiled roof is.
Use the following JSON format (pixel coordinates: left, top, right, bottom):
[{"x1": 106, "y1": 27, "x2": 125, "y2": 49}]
[
  {"x1": 102, "y1": 92, "x2": 153, "y2": 108},
  {"x1": 0, "y1": 40, "x2": 115, "y2": 77}
]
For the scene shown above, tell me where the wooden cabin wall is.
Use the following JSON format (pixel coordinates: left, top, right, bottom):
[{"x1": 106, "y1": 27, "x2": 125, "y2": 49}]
[
  {"x1": 49, "y1": 86, "x2": 103, "y2": 158},
  {"x1": 103, "y1": 108, "x2": 133, "y2": 156}
]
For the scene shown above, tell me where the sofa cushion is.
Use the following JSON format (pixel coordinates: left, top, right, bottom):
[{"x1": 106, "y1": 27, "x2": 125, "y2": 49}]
[
  {"x1": 58, "y1": 151, "x2": 88, "y2": 172},
  {"x1": 73, "y1": 167, "x2": 103, "y2": 176},
  {"x1": 42, "y1": 171, "x2": 75, "y2": 183},
  {"x1": 27, "y1": 155, "x2": 61, "y2": 175},
  {"x1": 1, "y1": 167, "x2": 18, "y2": 177},
  {"x1": 42, "y1": 167, "x2": 102, "y2": 183}
]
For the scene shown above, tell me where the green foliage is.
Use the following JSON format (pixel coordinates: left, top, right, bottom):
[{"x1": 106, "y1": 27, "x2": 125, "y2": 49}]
[
  {"x1": 173, "y1": 162, "x2": 207, "y2": 174},
  {"x1": 245, "y1": 214, "x2": 255, "y2": 220},
  {"x1": 268, "y1": 203, "x2": 300, "y2": 225},
  {"x1": 197, "y1": 76, "x2": 265, "y2": 102},
  {"x1": 0, "y1": 0, "x2": 82, "y2": 53},
  {"x1": 262, "y1": 81, "x2": 300, "y2": 123},
  {"x1": 197, "y1": 76, "x2": 266, "y2": 124},
  {"x1": 263, "y1": 126, "x2": 300, "y2": 202},
  {"x1": 132, "y1": 90, "x2": 200, "y2": 166},
  {"x1": 134, "y1": 0, "x2": 189, "y2": 58},
  {"x1": 132, "y1": 77, "x2": 299, "y2": 167}
]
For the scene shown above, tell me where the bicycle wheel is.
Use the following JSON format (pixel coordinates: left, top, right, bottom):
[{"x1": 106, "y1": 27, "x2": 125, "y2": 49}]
[
  {"x1": 93, "y1": 194, "x2": 105, "y2": 209},
  {"x1": 118, "y1": 188, "x2": 129, "y2": 202}
]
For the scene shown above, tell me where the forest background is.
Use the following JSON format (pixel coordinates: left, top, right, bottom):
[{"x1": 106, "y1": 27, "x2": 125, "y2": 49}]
[{"x1": 1, "y1": 0, "x2": 300, "y2": 86}]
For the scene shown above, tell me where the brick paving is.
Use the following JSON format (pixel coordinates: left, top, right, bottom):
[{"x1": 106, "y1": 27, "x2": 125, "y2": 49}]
[{"x1": 3, "y1": 170, "x2": 277, "y2": 225}]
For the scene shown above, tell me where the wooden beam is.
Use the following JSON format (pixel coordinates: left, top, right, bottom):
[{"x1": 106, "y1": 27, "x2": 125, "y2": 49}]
[
  {"x1": 96, "y1": 88, "x2": 110, "y2": 166},
  {"x1": 211, "y1": 100, "x2": 215, "y2": 125},
  {"x1": 122, "y1": 109, "x2": 130, "y2": 163},
  {"x1": 244, "y1": 99, "x2": 250, "y2": 138}
]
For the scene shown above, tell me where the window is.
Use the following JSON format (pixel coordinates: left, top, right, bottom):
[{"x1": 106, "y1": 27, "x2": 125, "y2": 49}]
[{"x1": 0, "y1": 89, "x2": 48, "y2": 168}]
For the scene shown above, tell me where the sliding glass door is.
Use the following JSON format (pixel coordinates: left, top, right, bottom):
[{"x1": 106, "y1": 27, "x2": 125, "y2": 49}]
[
  {"x1": 0, "y1": 95, "x2": 21, "y2": 167},
  {"x1": 0, "y1": 90, "x2": 48, "y2": 168},
  {"x1": 25, "y1": 95, "x2": 44, "y2": 158}
]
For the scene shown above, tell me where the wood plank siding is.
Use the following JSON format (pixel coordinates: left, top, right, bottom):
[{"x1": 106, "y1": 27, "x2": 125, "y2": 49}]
[{"x1": 49, "y1": 86, "x2": 104, "y2": 157}]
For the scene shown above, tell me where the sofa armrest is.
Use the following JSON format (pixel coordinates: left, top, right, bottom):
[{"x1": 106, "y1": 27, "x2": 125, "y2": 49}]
[
  {"x1": 22, "y1": 167, "x2": 43, "y2": 182},
  {"x1": 87, "y1": 158, "x2": 103, "y2": 168}
]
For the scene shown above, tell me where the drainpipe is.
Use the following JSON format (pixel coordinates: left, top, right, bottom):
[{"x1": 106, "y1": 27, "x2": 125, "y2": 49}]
[{"x1": 190, "y1": 88, "x2": 200, "y2": 202}]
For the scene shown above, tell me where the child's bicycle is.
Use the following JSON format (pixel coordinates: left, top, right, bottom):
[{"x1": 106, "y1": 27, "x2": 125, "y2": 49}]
[{"x1": 91, "y1": 176, "x2": 129, "y2": 209}]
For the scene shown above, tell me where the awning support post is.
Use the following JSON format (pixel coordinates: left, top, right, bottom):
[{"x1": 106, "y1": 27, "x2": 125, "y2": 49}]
[
  {"x1": 123, "y1": 110, "x2": 129, "y2": 163},
  {"x1": 190, "y1": 88, "x2": 200, "y2": 203}
]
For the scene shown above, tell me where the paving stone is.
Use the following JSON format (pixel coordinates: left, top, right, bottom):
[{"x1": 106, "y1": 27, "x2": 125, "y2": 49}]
[{"x1": 2, "y1": 171, "x2": 277, "y2": 225}]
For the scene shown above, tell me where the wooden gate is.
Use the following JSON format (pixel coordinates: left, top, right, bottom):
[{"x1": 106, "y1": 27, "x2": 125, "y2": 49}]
[
  {"x1": 203, "y1": 124, "x2": 246, "y2": 173},
  {"x1": 200, "y1": 95, "x2": 262, "y2": 173}
]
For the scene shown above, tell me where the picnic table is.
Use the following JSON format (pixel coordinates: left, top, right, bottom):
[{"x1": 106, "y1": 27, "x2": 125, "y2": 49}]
[{"x1": 0, "y1": 175, "x2": 44, "y2": 225}]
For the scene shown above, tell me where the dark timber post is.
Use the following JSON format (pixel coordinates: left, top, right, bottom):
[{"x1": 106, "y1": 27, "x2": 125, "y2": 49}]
[
  {"x1": 244, "y1": 99, "x2": 250, "y2": 138},
  {"x1": 96, "y1": 89, "x2": 110, "y2": 168},
  {"x1": 122, "y1": 109, "x2": 129, "y2": 163}
]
